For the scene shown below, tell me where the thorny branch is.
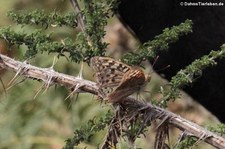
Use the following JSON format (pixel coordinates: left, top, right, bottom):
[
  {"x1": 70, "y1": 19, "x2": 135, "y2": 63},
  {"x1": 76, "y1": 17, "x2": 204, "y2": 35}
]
[
  {"x1": 0, "y1": 54, "x2": 97, "y2": 95},
  {"x1": 0, "y1": 53, "x2": 225, "y2": 148},
  {"x1": 70, "y1": 0, "x2": 85, "y2": 32}
]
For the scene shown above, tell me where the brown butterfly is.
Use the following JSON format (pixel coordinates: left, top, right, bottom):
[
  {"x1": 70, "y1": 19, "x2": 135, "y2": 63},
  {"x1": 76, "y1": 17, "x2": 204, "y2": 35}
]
[{"x1": 90, "y1": 56, "x2": 150, "y2": 103}]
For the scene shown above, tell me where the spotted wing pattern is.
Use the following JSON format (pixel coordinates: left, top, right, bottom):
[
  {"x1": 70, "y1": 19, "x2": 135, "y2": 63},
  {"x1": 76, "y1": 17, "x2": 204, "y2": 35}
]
[
  {"x1": 91, "y1": 56, "x2": 147, "y2": 103},
  {"x1": 91, "y1": 57, "x2": 131, "y2": 98}
]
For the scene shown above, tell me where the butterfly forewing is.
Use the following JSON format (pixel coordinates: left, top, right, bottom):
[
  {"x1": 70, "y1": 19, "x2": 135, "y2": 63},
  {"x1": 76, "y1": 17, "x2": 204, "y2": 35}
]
[
  {"x1": 91, "y1": 57, "x2": 131, "y2": 98},
  {"x1": 107, "y1": 68, "x2": 146, "y2": 102},
  {"x1": 91, "y1": 57, "x2": 131, "y2": 73},
  {"x1": 91, "y1": 56, "x2": 148, "y2": 102},
  {"x1": 91, "y1": 57, "x2": 131, "y2": 83}
]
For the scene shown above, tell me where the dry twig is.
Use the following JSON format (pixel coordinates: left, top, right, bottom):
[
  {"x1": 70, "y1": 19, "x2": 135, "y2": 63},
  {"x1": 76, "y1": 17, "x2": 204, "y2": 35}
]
[
  {"x1": 70, "y1": 0, "x2": 85, "y2": 32},
  {"x1": 0, "y1": 54, "x2": 225, "y2": 148}
]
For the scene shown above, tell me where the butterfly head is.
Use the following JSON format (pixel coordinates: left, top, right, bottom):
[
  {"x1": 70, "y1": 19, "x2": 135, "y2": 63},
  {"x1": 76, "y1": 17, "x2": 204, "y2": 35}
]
[{"x1": 145, "y1": 74, "x2": 151, "y2": 83}]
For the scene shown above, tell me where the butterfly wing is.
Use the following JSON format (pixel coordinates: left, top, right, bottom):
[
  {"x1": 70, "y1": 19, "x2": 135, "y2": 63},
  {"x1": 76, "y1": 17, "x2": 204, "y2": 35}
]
[
  {"x1": 108, "y1": 68, "x2": 146, "y2": 102},
  {"x1": 90, "y1": 56, "x2": 131, "y2": 98},
  {"x1": 91, "y1": 56, "x2": 131, "y2": 73}
]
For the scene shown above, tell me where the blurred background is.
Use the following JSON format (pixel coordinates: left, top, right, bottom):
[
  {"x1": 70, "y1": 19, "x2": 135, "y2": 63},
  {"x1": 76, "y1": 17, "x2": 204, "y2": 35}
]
[{"x1": 0, "y1": 0, "x2": 220, "y2": 149}]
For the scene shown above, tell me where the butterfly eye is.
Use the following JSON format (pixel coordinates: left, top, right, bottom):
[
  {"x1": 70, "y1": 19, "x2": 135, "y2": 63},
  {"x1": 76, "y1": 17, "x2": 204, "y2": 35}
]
[{"x1": 146, "y1": 75, "x2": 151, "y2": 82}]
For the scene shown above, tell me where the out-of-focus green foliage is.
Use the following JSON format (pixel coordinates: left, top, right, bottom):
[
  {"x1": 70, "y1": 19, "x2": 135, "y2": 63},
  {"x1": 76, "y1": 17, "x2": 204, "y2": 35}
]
[
  {"x1": 63, "y1": 111, "x2": 113, "y2": 149},
  {"x1": 0, "y1": 0, "x2": 118, "y2": 63},
  {"x1": 7, "y1": 10, "x2": 78, "y2": 28},
  {"x1": 208, "y1": 123, "x2": 225, "y2": 136},
  {"x1": 0, "y1": 0, "x2": 224, "y2": 149},
  {"x1": 0, "y1": 1, "x2": 112, "y2": 149},
  {"x1": 159, "y1": 44, "x2": 225, "y2": 107},
  {"x1": 122, "y1": 20, "x2": 193, "y2": 65}
]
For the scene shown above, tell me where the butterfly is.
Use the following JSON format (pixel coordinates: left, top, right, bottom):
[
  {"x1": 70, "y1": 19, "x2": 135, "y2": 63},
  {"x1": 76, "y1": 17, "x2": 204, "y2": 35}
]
[{"x1": 90, "y1": 56, "x2": 150, "y2": 103}]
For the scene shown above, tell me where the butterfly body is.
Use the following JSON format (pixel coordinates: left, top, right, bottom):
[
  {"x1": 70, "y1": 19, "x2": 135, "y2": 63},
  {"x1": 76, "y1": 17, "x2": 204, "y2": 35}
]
[{"x1": 91, "y1": 56, "x2": 149, "y2": 103}]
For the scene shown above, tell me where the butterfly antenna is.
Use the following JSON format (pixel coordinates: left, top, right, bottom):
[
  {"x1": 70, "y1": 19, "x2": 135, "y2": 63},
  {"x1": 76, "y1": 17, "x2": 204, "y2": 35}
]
[
  {"x1": 151, "y1": 55, "x2": 170, "y2": 73},
  {"x1": 152, "y1": 55, "x2": 159, "y2": 68},
  {"x1": 155, "y1": 65, "x2": 171, "y2": 73}
]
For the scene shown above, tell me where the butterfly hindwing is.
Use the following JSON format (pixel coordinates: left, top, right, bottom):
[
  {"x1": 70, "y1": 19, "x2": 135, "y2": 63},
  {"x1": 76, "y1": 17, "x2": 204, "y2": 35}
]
[{"x1": 91, "y1": 56, "x2": 147, "y2": 102}]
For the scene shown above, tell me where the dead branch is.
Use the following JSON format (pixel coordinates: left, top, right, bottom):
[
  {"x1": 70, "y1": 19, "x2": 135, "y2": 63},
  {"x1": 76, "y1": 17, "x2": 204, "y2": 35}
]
[
  {"x1": 0, "y1": 53, "x2": 225, "y2": 148},
  {"x1": 119, "y1": 98, "x2": 225, "y2": 148},
  {"x1": 0, "y1": 54, "x2": 97, "y2": 95},
  {"x1": 70, "y1": 0, "x2": 85, "y2": 32}
]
